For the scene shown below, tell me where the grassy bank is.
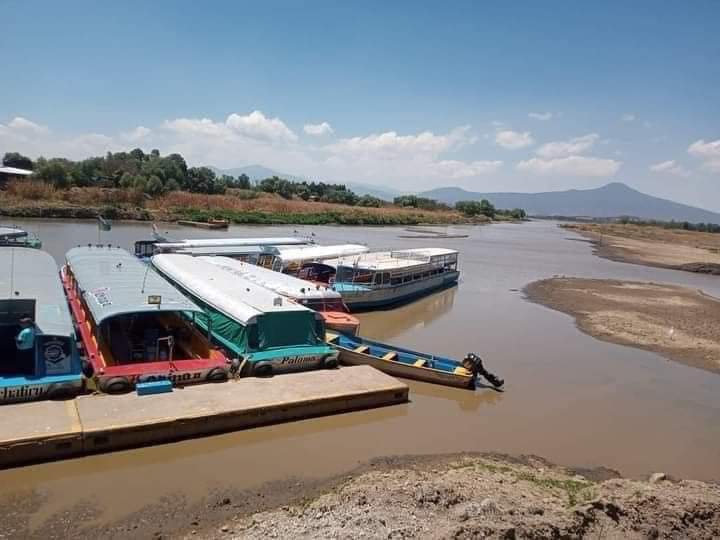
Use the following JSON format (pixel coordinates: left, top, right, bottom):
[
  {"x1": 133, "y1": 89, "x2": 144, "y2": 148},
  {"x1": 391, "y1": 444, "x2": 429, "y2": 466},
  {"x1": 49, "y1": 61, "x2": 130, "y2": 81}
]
[{"x1": 0, "y1": 183, "x2": 480, "y2": 226}]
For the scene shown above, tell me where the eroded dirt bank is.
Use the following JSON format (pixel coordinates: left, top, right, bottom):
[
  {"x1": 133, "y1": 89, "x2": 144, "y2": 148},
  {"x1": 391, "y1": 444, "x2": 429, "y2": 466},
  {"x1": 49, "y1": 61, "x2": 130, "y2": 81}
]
[
  {"x1": 563, "y1": 223, "x2": 720, "y2": 275},
  {"x1": 5, "y1": 453, "x2": 719, "y2": 539},
  {"x1": 191, "y1": 454, "x2": 720, "y2": 540},
  {"x1": 525, "y1": 277, "x2": 720, "y2": 374}
]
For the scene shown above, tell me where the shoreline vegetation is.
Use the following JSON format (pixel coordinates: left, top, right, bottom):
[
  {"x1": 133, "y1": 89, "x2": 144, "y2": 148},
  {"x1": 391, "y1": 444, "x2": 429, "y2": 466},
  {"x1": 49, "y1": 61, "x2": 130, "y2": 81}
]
[
  {"x1": 525, "y1": 277, "x2": 720, "y2": 375},
  {"x1": 563, "y1": 223, "x2": 720, "y2": 275},
  {"x1": 6, "y1": 453, "x2": 719, "y2": 538},
  {"x1": 0, "y1": 150, "x2": 527, "y2": 226}
]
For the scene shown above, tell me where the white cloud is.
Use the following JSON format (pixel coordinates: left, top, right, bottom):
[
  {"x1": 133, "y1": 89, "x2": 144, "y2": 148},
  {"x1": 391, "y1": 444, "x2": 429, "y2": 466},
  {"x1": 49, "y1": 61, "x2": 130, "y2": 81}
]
[
  {"x1": 7, "y1": 116, "x2": 49, "y2": 134},
  {"x1": 326, "y1": 126, "x2": 474, "y2": 158},
  {"x1": 688, "y1": 139, "x2": 720, "y2": 174},
  {"x1": 431, "y1": 159, "x2": 502, "y2": 179},
  {"x1": 226, "y1": 110, "x2": 297, "y2": 142},
  {"x1": 536, "y1": 134, "x2": 599, "y2": 158},
  {"x1": 517, "y1": 156, "x2": 621, "y2": 177},
  {"x1": 121, "y1": 126, "x2": 152, "y2": 142},
  {"x1": 528, "y1": 112, "x2": 552, "y2": 121},
  {"x1": 303, "y1": 122, "x2": 334, "y2": 136},
  {"x1": 649, "y1": 160, "x2": 690, "y2": 177},
  {"x1": 621, "y1": 113, "x2": 636, "y2": 122},
  {"x1": 688, "y1": 139, "x2": 720, "y2": 159},
  {"x1": 164, "y1": 117, "x2": 230, "y2": 138},
  {"x1": 495, "y1": 130, "x2": 534, "y2": 150}
]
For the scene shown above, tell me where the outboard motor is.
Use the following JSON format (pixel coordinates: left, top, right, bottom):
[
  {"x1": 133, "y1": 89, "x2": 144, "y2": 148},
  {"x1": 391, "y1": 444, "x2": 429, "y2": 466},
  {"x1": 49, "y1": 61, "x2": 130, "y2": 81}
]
[{"x1": 462, "y1": 353, "x2": 504, "y2": 389}]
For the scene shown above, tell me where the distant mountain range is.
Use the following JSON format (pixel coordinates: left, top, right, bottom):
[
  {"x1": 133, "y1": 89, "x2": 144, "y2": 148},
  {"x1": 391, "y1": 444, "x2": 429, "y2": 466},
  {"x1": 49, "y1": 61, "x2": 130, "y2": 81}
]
[
  {"x1": 207, "y1": 164, "x2": 720, "y2": 223},
  {"x1": 208, "y1": 164, "x2": 402, "y2": 201},
  {"x1": 420, "y1": 182, "x2": 720, "y2": 223}
]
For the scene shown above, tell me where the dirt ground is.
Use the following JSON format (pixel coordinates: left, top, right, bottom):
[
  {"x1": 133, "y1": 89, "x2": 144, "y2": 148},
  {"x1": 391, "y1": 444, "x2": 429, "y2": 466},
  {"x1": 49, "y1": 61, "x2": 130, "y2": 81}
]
[
  {"x1": 5, "y1": 453, "x2": 719, "y2": 539},
  {"x1": 190, "y1": 454, "x2": 720, "y2": 540},
  {"x1": 525, "y1": 277, "x2": 720, "y2": 374},
  {"x1": 563, "y1": 223, "x2": 720, "y2": 274}
]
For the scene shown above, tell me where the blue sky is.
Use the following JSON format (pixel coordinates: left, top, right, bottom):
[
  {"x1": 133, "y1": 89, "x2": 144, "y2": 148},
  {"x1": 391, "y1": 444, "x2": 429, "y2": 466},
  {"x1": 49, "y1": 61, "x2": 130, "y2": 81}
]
[{"x1": 1, "y1": 1, "x2": 719, "y2": 208}]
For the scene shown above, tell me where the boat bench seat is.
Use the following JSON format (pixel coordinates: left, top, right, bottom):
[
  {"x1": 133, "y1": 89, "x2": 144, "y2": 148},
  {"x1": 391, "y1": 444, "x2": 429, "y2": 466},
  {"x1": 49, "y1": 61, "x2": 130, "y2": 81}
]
[
  {"x1": 354, "y1": 345, "x2": 370, "y2": 354},
  {"x1": 382, "y1": 351, "x2": 398, "y2": 361},
  {"x1": 414, "y1": 359, "x2": 426, "y2": 367}
]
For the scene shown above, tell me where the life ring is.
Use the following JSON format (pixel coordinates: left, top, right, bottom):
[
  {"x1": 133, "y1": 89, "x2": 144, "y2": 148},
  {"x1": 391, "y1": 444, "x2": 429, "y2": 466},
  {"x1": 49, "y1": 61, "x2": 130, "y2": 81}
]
[
  {"x1": 100, "y1": 376, "x2": 131, "y2": 394},
  {"x1": 252, "y1": 361, "x2": 273, "y2": 377},
  {"x1": 206, "y1": 367, "x2": 229, "y2": 383}
]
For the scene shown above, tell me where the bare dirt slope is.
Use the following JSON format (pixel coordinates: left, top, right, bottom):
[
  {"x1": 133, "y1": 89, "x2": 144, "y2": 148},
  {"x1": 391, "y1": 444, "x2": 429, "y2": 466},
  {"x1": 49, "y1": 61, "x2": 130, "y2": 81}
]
[
  {"x1": 525, "y1": 277, "x2": 720, "y2": 374},
  {"x1": 191, "y1": 454, "x2": 720, "y2": 540},
  {"x1": 563, "y1": 223, "x2": 720, "y2": 274}
]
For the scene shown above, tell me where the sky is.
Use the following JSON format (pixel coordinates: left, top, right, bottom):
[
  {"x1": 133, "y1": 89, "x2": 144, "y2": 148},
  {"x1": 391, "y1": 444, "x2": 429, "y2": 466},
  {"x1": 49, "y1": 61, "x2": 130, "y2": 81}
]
[{"x1": 1, "y1": 0, "x2": 719, "y2": 209}]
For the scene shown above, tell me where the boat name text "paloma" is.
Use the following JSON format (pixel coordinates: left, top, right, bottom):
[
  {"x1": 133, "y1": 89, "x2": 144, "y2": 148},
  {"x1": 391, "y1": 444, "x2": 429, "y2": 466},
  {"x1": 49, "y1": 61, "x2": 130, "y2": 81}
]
[{"x1": 278, "y1": 355, "x2": 321, "y2": 366}]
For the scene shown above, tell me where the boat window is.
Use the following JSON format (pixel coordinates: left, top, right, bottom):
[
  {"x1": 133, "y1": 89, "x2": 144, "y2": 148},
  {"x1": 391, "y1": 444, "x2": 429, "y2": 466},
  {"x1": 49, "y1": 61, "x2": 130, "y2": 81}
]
[
  {"x1": 248, "y1": 323, "x2": 259, "y2": 349},
  {"x1": 390, "y1": 275, "x2": 402, "y2": 285},
  {"x1": 373, "y1": 272, "x2": 383, "y2": 286},
  {"x1": 382, "y1": 272, "x2": 390, "y2": 285}
]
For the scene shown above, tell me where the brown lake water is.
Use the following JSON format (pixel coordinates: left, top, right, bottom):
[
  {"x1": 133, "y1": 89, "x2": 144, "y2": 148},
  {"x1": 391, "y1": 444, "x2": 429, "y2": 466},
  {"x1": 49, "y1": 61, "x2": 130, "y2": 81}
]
[{"x1": 1, "y1": 218, "x2": 719, "y2": 526}]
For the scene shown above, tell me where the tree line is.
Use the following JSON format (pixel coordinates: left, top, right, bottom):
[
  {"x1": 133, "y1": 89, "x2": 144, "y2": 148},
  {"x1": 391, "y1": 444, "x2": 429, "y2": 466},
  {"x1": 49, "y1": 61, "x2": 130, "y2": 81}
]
[{"x1": 2, "y1": 150, "x2": 526, "y2": 218}]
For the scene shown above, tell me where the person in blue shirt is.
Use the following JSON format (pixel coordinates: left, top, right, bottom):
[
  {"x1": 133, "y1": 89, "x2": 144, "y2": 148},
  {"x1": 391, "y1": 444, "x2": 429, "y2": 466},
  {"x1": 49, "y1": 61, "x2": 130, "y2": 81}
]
[{"x1": 15, "y1": 315, "x2": 36, "y2": 351}]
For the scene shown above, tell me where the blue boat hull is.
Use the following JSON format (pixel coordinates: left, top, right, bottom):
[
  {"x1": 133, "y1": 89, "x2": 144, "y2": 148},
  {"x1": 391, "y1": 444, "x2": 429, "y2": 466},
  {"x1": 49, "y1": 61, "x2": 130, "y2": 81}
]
[
  {"x1": 338, "y1": 271, "x2": 459, "y2": 311},
  {"x1": 326, "y1": 332, "x2": 475, "y2": 389}
]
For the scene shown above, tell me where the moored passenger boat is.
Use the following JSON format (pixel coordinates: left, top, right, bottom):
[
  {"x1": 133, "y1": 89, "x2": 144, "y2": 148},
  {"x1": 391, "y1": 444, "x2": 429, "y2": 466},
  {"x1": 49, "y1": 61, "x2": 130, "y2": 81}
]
[
  {"x1": 321, "y1": 248, "x2": 460, "y2": 311},
  {"x1": 256, "y1": 244, "x2": 369, "y2": 274},
  {"x1": 200, "y1": 256, "x2": 360, "y2": 335},
  {"x1": 134, "y1": 236, "x2": 311, "y2": 260},
  {"x1": 0, "y1": 225, "x2": 42, "y2": 249},
  {"x1": 151, "y1": 254, "x2": 339, "y2": 376},
  {"x1": 1, "y1": 248, "x2": 82, "y2": 404},
  {"x1": 62, "y1": 246, "x2": 233, "y2": 394},
  {"x1": 326, "y1": 332, "x2": 504, "y2": 390}
]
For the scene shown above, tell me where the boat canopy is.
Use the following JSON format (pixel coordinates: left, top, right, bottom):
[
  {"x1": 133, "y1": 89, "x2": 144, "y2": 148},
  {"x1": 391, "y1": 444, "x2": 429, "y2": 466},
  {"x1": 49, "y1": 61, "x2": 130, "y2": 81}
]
[
  {"x1": 200, "y1": 256, "x2": 341, "y2": 301},
  {"x1": 161, "y1": 245, "x2": 265, "y2": 257},
  {"x1": 152, "y1": 254, "x2": 325, "y2": 353},
  {"x1": 262, "y1": 244, "x2": 369, "y2": 265},
  {"x1": 1, "y1": 247, "x2": 73, "y2": 337},
  {"x1": 64, "y1": 246, "x2": 204, "y2": 326},
  {"x1": 325, "y1": 248, "x2": 458, "y2": 272},
  {"x1": 156, "y1": 237, "x2": 311, "y2": 250}
]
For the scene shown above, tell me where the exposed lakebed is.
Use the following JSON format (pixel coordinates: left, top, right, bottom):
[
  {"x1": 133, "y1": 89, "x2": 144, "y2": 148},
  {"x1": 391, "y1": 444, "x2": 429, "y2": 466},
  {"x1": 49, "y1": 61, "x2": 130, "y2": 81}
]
[{"x1": 1, "y1": 219, "x2": 719, "y2": 535}]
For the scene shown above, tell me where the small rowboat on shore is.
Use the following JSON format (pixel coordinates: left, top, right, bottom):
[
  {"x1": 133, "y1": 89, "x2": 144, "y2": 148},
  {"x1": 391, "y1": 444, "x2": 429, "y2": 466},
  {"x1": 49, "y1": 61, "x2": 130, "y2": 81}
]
[{"x1": 326, "y1": 332, "x2": 503, "y2": 390}]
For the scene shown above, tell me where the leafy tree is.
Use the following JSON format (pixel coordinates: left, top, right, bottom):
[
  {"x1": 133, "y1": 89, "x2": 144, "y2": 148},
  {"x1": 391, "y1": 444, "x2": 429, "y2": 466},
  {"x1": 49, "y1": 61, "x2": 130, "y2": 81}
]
[
  {"x1": 3, "y1": 152, "x2": 33, "y2": 170},
  {"x1": 165, "y1": 178, "x2": 180, "y2": 192},
  {"x1": 119, "y1": 172, "x2": 134, "y2": 189},
  {"x1": 36, "y1": 161, "x2": 69, "y2": 189},
  {"x1": 357, "y1": 194, "x2": 383, "y2": 207},
  {"x1": 236, "y1": 173, "x2": 251, "y2": 190},
  {"x1": 455, "y1": 199, "x2": 497, "y2": 218},
  {"x1": 145, "y1": 175, "x2": 164, "y2": 196}
]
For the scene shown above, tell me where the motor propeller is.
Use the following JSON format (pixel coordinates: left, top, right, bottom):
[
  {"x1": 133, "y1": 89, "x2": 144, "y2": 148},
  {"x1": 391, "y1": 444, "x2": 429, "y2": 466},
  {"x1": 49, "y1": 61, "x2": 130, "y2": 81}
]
[{"x1": 462, "y1": 353, "x2": 504, "y2": 389}]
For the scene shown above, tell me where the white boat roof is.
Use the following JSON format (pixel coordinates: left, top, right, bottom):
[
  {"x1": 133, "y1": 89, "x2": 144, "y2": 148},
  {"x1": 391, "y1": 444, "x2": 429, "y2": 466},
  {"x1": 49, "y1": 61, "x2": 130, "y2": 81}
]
[
  {"x1": 324, "y1": 247, "x2": 458, "y2": 271},
  {"x1": 0, "y1": 247, "x2": 73, "y2": 337},
  {"x1": 199, "y1": 257, "x2": 341, "y2": 301},
  {"x1": 268, "y1": 244, "x2": 369, "y2": 264},
  {"x1": 157, "y1": 245, "x2": 265, "y2": 257},
  {"x1": 0, "y1": 166, "x2": 33, "y2": 176},
  {"x1": 151, "y1": 254, "x2": 315, "y2": 325},
  {"x1": 0, "y1": 226, "x2": 28, "y2": 240},
  {"x1": 65, "y1": 246, "x2": 203, "y2": 325},
  {"x1": 158, "y1": 237, "x2": 311, "y2": 250}
]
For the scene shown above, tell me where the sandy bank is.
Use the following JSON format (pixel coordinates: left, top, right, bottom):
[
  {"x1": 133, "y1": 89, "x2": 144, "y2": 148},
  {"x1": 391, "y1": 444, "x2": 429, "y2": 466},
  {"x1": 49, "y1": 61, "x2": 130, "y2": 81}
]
[
  {"x1": 525, "y1": 277, "x2": 720, "y2": 374},
  {"x1": 563, "y1": 223, "x2": 720, "y2": 275},
  {"x1": 192, "y1": 454, "x2": 720, "y2": 539}
]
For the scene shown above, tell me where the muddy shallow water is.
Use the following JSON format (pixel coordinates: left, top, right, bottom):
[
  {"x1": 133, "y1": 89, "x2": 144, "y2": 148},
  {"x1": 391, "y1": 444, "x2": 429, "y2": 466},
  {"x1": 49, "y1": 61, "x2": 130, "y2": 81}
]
[{"x1": 1, "y1": 218, "x2": 719, "y2": 528}]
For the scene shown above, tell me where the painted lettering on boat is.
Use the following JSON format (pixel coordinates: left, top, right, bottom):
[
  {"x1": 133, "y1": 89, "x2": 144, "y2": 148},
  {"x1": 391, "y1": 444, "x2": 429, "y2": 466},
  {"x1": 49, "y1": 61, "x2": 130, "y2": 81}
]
[
  {"x1": 1, "y1": 384, "x2": 50, "y2": 403},
  {"x1": 273, "y1": 355, "x2": 322, "y2": 371},
  {"x1": 133, "y1": 370, "x2": 206, "y2": 384}
]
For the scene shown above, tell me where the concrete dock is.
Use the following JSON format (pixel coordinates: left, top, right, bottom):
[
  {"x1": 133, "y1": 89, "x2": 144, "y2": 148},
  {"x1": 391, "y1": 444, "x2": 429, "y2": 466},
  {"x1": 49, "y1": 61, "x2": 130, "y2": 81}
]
[{"x1": 0, "y1": 366, "x2": 408, "y2": 468}]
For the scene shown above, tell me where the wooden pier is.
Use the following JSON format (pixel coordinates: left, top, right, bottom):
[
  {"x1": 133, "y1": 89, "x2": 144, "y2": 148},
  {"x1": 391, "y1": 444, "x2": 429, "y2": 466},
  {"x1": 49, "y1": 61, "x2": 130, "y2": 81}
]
[{"x1": 0, "y1": 366, "x2": 408, "y2": 468}]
